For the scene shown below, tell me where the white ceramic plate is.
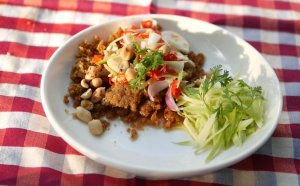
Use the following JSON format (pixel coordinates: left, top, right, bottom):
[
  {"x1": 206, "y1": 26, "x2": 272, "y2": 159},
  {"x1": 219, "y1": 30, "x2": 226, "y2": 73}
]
[{"x1": 41, "y1": 14, "x2": 282, "y2": 179}]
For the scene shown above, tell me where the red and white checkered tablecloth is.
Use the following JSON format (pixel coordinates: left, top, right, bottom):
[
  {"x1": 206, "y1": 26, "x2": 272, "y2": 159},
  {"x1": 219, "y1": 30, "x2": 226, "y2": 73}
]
[{"x1": 1, "y1": 0, "x2": 299, "y2": 185}]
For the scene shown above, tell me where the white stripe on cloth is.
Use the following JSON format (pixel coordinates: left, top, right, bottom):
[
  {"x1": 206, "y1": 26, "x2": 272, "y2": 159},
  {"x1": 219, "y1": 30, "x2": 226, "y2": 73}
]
[
  {"x1": 0, "y1": 112, "x2": 56, "y2": 136},
  {"x1": 264, "y1": 55, "x2": 300, "y2": 70},
  {"x1": 0, "y1": 55, "x2": 46, "y2": 74},
  {"x1": 279, "y1": 111, "x2": 300, "y2": 124},
  {"x1": 276, "y1": 172, "x2": 299, "y2": 186},
  {"x1": 271, "y1": 137, "x2": 295, "y2": 159},
  {"x1": 153, "y1": 0, "x2": 299, "y2": 20},
  {"x1": 251, "y1": 137, "x2": 296, "y2": 159},
  {"x1": 90, "y1": 0, "x2": 151, "y2": 6},
  {"x1": 0, "y1": 4, "x2": 120, "y2": 25},
  {"x1": 0, "y1": 146, "x2": 133, "y2": 178},
  {"x1": 233, "y1": 169, "x2": 255, "y2": 186},
  {"x1": 0, "y1": 28, "x2": 71, "y2": 47},
  {"x1": 222, "y1": 26, "x2": 300, "y2": 47},
  {"x1": 0, "y1": 84, "x2": 41, "y2": 102},
  {"x1": 281, "y1": 83, "x2": 300, "y2": 97}
]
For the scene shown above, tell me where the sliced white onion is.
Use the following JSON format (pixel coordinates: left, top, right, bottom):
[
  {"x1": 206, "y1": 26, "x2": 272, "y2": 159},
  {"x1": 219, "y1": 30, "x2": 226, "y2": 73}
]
[
  {"x1": 165, "y1": 86, "x2": 179, "y2": 112},
  {"x1": 147, "y1": 32, "x2": 161, "y2": 50},
  {"x1": 123, "y1": 34, "x2": 132, "y2": 45},
  {"x1": 140, "y1": 40, "x2": 147, "y2": 49},
  {"x1": 148, "y1": 80, "x2": 169, "y2": 101},
  {"x1": 161, "y1": 31, "x2": 190, "y2": 54},
  {"x1": 164, "y1": 61, "x2": 187, "y2": 72}
]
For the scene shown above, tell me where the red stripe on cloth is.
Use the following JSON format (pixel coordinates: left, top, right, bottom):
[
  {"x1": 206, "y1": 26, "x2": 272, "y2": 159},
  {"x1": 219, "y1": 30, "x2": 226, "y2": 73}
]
[
  {"x1": 38, "y1": 167, "x2": 62, "y2": 185},
  {"x1": 274, "y1": 69, "x2": 300, "y2": 82},
  {"x1": 0, "y1": 96, "x2": 45, "y2": 116},
  {"x1": 283, "y1": 96, "x2": 300, "y2": 112},
  {"x1": 0, "y1": 16, "x2": 89, "y2": 35},
  {"x1": 0, "y1": 42, "x2": 57, "y2": 60},
  {"x1": 16, "y1": 166, "x2": 41, "y2": 186},
  {"x1": 0, "y1": 163, "x2": 227, "y2": 186},
  {"x1": 230, "y1": 155, "x2": 254, "y2": 170},
  {"x1": 232, "y1": 154, "x2": 300, "y2": 174},
  {"x1": 104, "y1": 176, "x2": 127, "y2": 186},
  {"x1": 249, "y1": 41, "x2": 300, "y2": 57},
  {"x1": 273, "y1": 124, "x2": 293, "y2": 138},
  {"x1": 273, "y1": 124, "x2": 300, "y2": 139},
  {"x1": 0, "y1": 128, "x2": 81, "y2": 155},
  {"x1": 5, "y1": 1, "x2": 149, "y2": 15},
  {"x1": 0, "y1": 164, "x2": 18, "y2": 185},
  {"x1": 0, "y1": 71, "x2": 41, "y2": 87}
]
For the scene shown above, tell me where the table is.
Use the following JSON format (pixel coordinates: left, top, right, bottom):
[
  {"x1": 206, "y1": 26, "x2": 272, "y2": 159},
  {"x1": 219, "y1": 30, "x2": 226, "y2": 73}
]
[{"x1": 1, "y1": 0, "x2": 299, "y2": 185}]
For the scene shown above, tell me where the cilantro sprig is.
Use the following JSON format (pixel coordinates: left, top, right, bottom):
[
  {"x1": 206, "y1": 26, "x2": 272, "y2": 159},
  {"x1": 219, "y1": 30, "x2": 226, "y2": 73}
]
[{"x1": 129, "y1": 45, "x2": 164, "y2": 89}]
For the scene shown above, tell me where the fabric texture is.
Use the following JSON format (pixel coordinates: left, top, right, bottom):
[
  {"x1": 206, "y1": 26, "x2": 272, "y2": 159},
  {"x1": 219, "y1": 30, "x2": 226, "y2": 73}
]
[{"x1": 0, "y1": 0, "x2": 299, "y2": 185}]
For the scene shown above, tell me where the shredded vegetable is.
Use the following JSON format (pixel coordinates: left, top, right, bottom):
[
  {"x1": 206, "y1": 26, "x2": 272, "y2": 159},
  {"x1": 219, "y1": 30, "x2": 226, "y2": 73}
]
[{"x1": 176, "y1": 65, "x2": 265, "y2": 162}]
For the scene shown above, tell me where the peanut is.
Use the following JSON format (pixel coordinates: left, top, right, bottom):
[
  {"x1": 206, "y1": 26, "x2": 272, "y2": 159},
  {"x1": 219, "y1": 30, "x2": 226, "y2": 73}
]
[
  {"x1": 80, "y1": 100, "x2": 94, "y2": 110},
  {"x1": 90, "y1": 78, "x2": 103, "y2": 88},
  {"x1": 88, "y1": 119, "x2": 104, "y2": 136},
  {"x1": 80, "y1": 88, "x2": 92, "y2": 99},
  {"x1": 74, "y1": 106, "x2": 92, "y2": 123}
]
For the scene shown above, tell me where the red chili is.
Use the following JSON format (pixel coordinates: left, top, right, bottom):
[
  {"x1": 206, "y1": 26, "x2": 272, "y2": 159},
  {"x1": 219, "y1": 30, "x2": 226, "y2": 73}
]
[
  {"x1": 147, "y1": 70, "x2": 164, "y2": 81},
  {"x1": 131, "y1": 25, "x2": 138, "y2": 30},
  {"x1": 171, "y1": 80, "x2": 182, "y2": 98},
  {"x1": 163, "y1": 51, "x2": 177, "y2": 61},
  {"x1": 139, "y1": 32, "x2": 149, "y2": 39},
  {"x1": 108, "y1": 77, "x2": 114, "y2": 85},
  {"x1": 166, "y1": 67, "x2": 177, "y2": 75},
  {"x1": 141, "y1": 20, "x2": 153, "y2": 28}
]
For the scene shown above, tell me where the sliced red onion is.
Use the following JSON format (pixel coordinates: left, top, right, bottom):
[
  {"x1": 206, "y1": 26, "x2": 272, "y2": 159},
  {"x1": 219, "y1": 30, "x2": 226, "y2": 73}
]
[
  {"x1": 148, "y1": 80, "x2": 169, "y2": 101},
  {"x1": 165, "y1": 86, "x2": 179, "y2": 112}
]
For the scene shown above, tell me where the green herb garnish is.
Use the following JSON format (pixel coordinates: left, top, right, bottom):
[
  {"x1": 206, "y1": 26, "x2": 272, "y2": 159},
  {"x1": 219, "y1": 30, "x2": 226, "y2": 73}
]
[{"x1": 129, "y1": 49, "x2": 164, "y2": 89}]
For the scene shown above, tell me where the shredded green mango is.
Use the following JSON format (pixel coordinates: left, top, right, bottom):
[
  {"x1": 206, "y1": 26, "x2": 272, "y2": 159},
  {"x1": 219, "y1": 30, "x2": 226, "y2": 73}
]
[{"x1": 177, "y1": 65, "x2": 265, "y2": 162}]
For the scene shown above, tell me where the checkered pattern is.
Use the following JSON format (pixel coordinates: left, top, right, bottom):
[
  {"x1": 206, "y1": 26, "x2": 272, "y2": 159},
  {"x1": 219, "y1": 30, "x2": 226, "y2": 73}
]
[{"x1": 0, "y1": 0, "x2": 299, "y2": 185}]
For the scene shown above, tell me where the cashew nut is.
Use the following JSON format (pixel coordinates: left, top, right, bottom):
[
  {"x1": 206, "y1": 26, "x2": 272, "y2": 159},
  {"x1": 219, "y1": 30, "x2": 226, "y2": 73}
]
[
  {"x1": 81, "y1": 100, "x2": 94, "y2": 110},
  {"x1": 88, "y1": 119, "x2": 104, "y2": 136},
  {"x1": 125, "y1": 68, "x2": 136, "y2": 81},
  {"x1": 74, "y1": 106, "x2": 92, "y2": 123},
  {"x1": 85, "y1": 66, "x2": 100, "y2": 80},
  {"x1": 91, "y1": 87, "x2": 105, "y2": 103},
  {"x1": 80, "y1": 88, "x2": 92, "y2": 99},
  {"x1": 90, "y1": 78, "x2": 103, "y2": 88},
  {"x1": 158, "y1": 44, "x2": 170, "y2": 55},
  {"x1": 80, "y1": 79, "x2": 89, "y2": 88}
]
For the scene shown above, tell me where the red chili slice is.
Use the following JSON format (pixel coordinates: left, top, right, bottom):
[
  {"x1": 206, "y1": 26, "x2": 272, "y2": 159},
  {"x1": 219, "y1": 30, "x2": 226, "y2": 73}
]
[
  {"x1": 170, "y1": 80, "x2": 182, "y2": 98},
  {"x1": 141, "y1": 20, "x2": 153, "y2": 28}
]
